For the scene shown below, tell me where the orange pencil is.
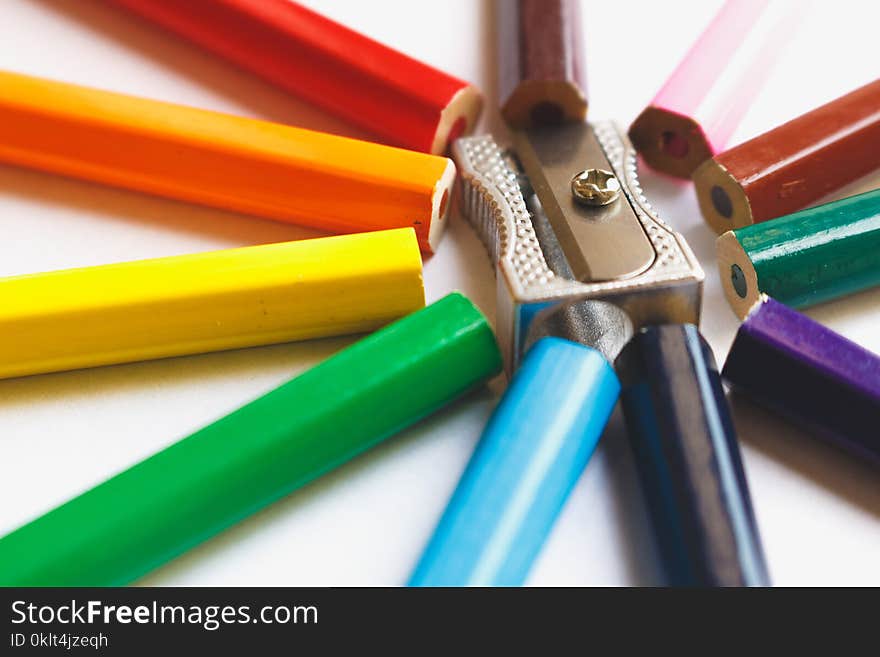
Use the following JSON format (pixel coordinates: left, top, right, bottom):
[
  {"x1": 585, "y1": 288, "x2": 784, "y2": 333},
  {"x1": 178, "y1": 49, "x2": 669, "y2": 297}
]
[{"x1": 0, "y1": 70, "x2": 455, "y2": 252}]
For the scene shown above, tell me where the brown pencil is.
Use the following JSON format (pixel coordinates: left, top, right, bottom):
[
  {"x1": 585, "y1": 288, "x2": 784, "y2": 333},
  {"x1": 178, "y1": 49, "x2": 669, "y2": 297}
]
[{"x1": 693, "y1": 79, "x2": 880, "y2": 233}]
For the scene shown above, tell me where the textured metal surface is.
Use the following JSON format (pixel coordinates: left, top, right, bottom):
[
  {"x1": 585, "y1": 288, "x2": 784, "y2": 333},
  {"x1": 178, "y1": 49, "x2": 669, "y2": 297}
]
[
  {"x1": 456, "y1": 135, "x2": 558, "y2": 289},
  {"x1": 453, "y1": 123, "x2": 703, "y2": 367}
]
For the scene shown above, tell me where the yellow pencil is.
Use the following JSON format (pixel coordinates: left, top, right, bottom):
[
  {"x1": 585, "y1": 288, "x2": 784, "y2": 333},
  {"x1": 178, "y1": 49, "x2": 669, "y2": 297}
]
[{"x1": 0, "y1": 228, "x2": 424, "y2": 379}]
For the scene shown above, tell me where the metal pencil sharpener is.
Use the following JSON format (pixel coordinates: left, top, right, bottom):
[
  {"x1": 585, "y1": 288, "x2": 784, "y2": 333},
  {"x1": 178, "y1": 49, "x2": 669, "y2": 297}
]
[{"x1": 454, "y1": 121, "x2": 704, "y2": 370}]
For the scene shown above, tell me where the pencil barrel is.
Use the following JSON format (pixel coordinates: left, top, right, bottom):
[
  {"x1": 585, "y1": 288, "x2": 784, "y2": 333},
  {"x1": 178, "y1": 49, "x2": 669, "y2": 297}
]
[
  {"x1": 0, "y1": 293, "x2": 503, "y2": 586},
  {"x1": 497, "y1": 0, "x2": 587, "y2": 128},
  {"x1": 409, "y1": 337, "x2": 619, "y2": 586},
  {"x1": 616, "y1": 324, "x2": 769, "y2": 586},
  {"x1": 629, "y1": 0, "x2": 799, "y2": 178},
  {"x1": 693, "y1": 79, "x2": 880, "y2": 233},
  {"x1": 717, "y1": 189, "x2": 880, "y2": 318},
  {"x1": 0, "y1": 70, "x2": 455, "y2": 252},
  {"x1": 0, "y1": 229, "x2": 424, "y2": 379},
  {"x1": 722, "y1": 296, "x2": 880, "y2": 464},
  {"x1": 110, "y1": 0, "x2": 482, "y2": 155}
]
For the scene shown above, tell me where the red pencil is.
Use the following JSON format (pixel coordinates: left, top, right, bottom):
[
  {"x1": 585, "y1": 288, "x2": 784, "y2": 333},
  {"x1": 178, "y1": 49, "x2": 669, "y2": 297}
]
[{"x1": 111, "y1": 0, "x2": 482, "y2": 155}]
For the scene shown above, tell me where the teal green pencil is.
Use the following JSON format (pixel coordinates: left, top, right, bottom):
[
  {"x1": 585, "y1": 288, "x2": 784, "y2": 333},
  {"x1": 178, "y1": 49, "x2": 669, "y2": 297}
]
[
  {"x1": 717, "y1": 188, "x2": 880, "y2": 318},
  {"x1": 0, "y1": 292, "x2": 502, "y2": 586}
]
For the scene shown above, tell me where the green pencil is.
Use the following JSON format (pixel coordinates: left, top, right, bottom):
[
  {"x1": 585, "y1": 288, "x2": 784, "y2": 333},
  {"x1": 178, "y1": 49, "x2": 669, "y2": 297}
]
[
  {"x1": 718, "y1": 188, "x2": 880, "y2": 318},
  {"x1": 0, "y1": 293, "x2": 502, "y2": 586}
]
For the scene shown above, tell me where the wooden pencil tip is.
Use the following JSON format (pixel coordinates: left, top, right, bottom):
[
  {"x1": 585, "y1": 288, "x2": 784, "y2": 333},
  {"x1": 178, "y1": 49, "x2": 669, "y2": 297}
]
[
  {"x1": 500, "y1": 80, "x2": 587, "y2": 129},
  {"x1": 432, "y1": 85, "x2": 483, "y2": 155},
  {"x1": 693, "y1": 158, "x2": 754, "y2": 234},
  {"x1": 717, "y1": 230, "x2": 760, "y2": 319},
  {"x1": 425, "y1": 158, "x2": 457, "y2": 253},
  {"x1": 628, "y1": 106, "x2": 713, "y2": 179}
]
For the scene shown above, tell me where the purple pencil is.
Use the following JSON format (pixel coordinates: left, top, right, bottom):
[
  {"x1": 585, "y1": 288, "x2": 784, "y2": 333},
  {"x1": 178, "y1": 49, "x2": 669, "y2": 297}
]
[{"x1": 723, "y1": 295, "x2": 880, "y2": 464}]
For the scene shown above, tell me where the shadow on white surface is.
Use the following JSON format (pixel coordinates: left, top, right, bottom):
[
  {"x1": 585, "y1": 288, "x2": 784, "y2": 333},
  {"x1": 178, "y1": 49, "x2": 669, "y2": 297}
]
[
  {"x1": 0, "y1": 164, "x2": 324, "y2": 256},
  {"x1": 729, "y1": 393, "x2": 880, "y2": 521},
  {"x1": 138, "y1": 384, "x2": 500, "y2": 587},
  {"x1": 424, "y1": 213, "x2": 498, "y2": 317},
  {"x1": 0, "y1": 335, "x2": 353, "y2": 417},
  {"x1": 804, "y1": 286, "x2": 880, "y2": 342},
  {"x1": 31, "y1": 0, "x2": 373, "y2": 141},
  {"x1": 599, "y1": 409, "x2": 666, "y2": 585}
]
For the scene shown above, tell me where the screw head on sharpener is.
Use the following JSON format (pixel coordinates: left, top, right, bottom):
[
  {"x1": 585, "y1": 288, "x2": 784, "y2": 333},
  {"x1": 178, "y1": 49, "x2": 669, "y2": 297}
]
[{"x1": 571, "y1": 168, "x2": 620, "y2": 206}]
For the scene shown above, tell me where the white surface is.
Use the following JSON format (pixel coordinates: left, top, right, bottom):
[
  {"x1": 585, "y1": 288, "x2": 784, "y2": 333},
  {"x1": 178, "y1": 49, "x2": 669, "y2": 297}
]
[{"x1": 0, "y1": 0, "x2": 877, "y2": 586}]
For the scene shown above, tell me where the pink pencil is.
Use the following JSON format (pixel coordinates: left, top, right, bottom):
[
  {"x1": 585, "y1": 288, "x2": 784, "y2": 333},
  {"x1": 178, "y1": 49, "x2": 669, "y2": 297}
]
[{"x1": 628, "y1": 0, "x2": 801, "y2": 179}]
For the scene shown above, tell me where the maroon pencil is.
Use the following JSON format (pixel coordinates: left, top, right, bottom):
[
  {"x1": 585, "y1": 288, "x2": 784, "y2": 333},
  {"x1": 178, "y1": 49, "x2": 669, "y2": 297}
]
[{"x1": 497, "y1": 0, "x2": 587, "y2": 128}]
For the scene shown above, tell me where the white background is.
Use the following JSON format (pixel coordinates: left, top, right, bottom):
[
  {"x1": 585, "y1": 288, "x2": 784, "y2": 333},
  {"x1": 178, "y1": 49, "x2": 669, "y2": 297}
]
[{"x1": 0, "y1": 0, "x2": 877, "y2": 586}]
